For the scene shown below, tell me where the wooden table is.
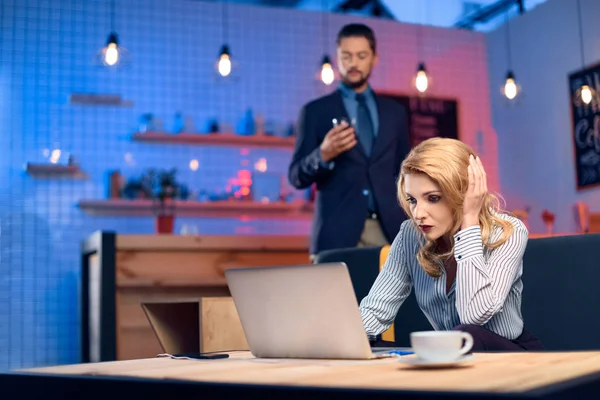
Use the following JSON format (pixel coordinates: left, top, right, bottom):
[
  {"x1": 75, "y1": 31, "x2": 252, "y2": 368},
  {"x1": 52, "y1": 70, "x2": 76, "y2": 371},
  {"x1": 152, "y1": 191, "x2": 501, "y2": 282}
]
[
  {"x1": 4, "y1": 351, "x2": 600, "y2": 399},
  {"x1": 81, "y1": 232, "x2": 310, "y2": 363}
]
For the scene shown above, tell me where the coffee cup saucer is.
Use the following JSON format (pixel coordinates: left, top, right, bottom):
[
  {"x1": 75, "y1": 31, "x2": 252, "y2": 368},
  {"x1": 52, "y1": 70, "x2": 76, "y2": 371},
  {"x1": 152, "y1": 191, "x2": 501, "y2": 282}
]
[{"x1": 398, "y1": 354, "x2": 475, "y2": 368}]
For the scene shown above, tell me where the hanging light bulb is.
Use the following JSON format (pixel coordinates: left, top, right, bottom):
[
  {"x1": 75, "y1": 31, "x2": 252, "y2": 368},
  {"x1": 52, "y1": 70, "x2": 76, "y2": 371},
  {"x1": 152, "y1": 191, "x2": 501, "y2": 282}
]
[
  {"x1": 320, "y1": 55, "x2": 334, "y2": 85},
  {"x1": 95, "y1": 0, "x2": 130, "y2": 69},
  {"x1": 581, "y1": 84, "x2": 593, "y2": 105},
  {"x1": 415, "y1": 63, "x2": 429, "y2": 93},
  {"x1": 217, "y1": 45, "x2": 232, "y2": 77},
  {"x1": 103, "y1": 33, "x2": 119, "y2": 66},
  {"x1": 572, "y1": 0, "x2": 593, "y2": 107},
  {"x1": 573, "y1": 83, "x2": 596, "y2": 107},
  {"x1": 503, "y1": 71, "x2": 518, "y2": 100}
]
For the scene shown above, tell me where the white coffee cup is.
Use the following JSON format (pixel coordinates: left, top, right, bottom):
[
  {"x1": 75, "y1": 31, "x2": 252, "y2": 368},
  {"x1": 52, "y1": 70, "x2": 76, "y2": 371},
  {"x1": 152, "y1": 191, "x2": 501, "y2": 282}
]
[{"x1": 410, "y1": 331, "x2": 474, "y2": 362}]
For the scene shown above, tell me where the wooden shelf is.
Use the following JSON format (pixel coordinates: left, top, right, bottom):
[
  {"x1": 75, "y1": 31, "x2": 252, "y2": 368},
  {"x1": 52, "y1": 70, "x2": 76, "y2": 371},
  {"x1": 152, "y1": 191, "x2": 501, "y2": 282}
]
[
  {"x1": 26, "y1": 163, "x2": 84, "y2": 177},
  {"x1": 78, "y1": 199, "x2": 313, "y2": 220},
  {"x1": 114, "y1": 234, "x2": 310, "y2": 251},
  {"x1": 132, "y1": 132, "x2": 295, "y2": 149}
]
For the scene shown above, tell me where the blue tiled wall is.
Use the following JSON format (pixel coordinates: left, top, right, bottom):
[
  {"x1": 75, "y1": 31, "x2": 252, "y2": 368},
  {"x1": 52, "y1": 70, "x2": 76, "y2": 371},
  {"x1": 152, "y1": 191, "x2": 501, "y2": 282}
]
[
  {"x1": 0, "y1": 0, "x2": 491, "y2": 370},
  {"x1": 0, "y1": 0, "x2": 322, "y2": 370}
]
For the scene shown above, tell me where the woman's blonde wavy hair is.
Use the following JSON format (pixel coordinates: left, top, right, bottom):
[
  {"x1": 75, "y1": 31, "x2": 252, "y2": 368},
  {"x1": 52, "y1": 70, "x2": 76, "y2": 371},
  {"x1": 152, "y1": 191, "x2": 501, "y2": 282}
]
[{"x1": 397, "y1": 137, "x2": 513, "y2": 278}]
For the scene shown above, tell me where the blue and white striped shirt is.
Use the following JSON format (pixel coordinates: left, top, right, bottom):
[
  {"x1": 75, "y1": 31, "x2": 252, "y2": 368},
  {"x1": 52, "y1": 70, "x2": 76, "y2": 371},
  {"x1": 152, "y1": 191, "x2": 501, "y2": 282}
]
[{"x1": 360, "y1": 213, "x2": 528, "y2": 340}]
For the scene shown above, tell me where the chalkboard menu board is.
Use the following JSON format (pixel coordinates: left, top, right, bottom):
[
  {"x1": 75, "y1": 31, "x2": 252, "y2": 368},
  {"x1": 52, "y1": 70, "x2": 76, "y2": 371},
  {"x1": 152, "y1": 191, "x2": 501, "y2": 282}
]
[
  {"x1": 569, "y1": 63, "x2": 600, "y2": 190},
  {"x1": 386, "y1": 94, "x2": 459, "y2": 147}
]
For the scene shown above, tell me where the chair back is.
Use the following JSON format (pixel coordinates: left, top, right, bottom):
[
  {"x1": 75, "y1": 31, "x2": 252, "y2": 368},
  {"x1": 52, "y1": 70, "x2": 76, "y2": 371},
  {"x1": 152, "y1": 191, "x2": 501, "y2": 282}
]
[
  {"x1": 522, "y1": 234, "x2": 600, "y2": 350},
  {"x1": 315, "y1": 246, "x2": 432, "y2": 346}
]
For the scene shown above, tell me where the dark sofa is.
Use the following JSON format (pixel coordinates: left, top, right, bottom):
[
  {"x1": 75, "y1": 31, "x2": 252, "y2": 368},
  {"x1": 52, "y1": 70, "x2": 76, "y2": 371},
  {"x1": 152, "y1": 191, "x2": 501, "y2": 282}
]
[{"x1": 315, "y1": 233, "x2": 600, "y2": 350}]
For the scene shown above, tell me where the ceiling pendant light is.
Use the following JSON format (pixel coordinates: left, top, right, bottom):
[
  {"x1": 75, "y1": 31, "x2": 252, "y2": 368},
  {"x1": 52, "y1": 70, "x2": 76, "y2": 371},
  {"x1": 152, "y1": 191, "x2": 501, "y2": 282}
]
[
  {"x1": 320, "y1": 55, "x2": 334, "y2": 85},
  {"x1": 580, "y1": 85, "x2": 593, "y2": 105},
  {"x1": 316, "y1": 0, "x2": 334, "y2": 86},
  {"x1": 217, "y1": 45, "x2": 232, "y2": 77},
  {"x1": 573, "y1": 0, "x2": 595, "y2": 106},
  {"x1": 97, "y1": 0, "x2": 128, "y2": 68},
  {"x1": 103, "y1": 32, "x2": 119, "y2": 66},
  {"x1": 415, "y1": 62, "x2": 429, "y2": 93},
  {"x1": 216, "y1": 2, "x2": 236, "y2": 78},
  {"x1": 501, "y1": 10, "x2": 519, "y2": 100},
  {"x1": 503, "y1": 71, "x2": 518, "y2": 100},
  {"x1": 413, "y1": 2, "x2": 430, "y2": 94}
]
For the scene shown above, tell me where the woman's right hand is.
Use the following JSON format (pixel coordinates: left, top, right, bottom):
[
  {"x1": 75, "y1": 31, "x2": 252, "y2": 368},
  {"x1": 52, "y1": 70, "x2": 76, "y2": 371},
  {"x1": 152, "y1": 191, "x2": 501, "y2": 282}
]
[{"x1": 461, "y1": 155, "x2": 487, "y2": 230}]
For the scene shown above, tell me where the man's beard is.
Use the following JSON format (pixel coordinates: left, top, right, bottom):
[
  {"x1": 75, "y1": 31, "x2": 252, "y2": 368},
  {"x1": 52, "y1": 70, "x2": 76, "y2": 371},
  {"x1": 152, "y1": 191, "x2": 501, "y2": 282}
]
[{"x1": 341, "y1": 70, "x2": 371, "y2": 89}]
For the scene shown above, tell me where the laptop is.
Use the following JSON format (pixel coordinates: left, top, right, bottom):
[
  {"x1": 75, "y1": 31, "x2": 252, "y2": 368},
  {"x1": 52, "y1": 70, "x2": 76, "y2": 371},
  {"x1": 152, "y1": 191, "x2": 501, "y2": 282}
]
[{"x1": 225, "y1": 262, "x2": 407, "y2": 360}]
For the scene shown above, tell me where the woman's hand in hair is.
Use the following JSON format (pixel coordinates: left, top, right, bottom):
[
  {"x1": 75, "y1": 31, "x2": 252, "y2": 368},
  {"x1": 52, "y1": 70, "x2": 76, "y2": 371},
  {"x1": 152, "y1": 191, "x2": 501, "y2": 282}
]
[{"x1": 462, "y1": 155, "x2": 487, "y2": 230}]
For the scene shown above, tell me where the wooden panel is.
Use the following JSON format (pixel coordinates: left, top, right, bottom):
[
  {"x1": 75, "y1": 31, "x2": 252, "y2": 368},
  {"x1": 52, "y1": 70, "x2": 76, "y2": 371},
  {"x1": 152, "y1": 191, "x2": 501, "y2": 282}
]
[
  {"x1": 116, "y1": 327, "x2": 163, "y2": 361},
  {"x1": 78, "y1": 199, "x2": 313, "y2": 220},
  {"x1": 200, "y1": 298, "x2": 248, "y2": 353},
  {"x1": 117, "y1": 287, "x2": 229, "y2": 329},
  {"x1": 115, "y1": 234, "x2": 309, "y2": 251},
  {"x1": 24, "y1": 351, "x2": 600, "y2": 393},
  {"x1": 112, "y1": 234, "x2": 310, "y2": 360},
  {"x1": 116, "y1": 287, "x2": 230, "y2": 360},
  {"x1": 115, "y1": 250, "x2": 309, "y2": 287}
]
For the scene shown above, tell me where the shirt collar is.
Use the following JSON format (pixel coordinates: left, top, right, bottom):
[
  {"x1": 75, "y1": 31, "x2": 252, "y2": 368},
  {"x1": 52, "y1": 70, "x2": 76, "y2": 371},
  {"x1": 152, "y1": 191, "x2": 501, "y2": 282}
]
[{"x1": 338, "y1": 82, "x2": 374, "y2": 100}]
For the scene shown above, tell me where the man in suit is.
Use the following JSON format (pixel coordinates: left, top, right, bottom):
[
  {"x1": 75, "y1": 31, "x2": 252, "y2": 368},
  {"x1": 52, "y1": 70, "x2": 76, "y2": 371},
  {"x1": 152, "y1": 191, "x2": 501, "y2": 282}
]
[{"x1": 288, "y1": 23, "x2": 410, "y2": 258}]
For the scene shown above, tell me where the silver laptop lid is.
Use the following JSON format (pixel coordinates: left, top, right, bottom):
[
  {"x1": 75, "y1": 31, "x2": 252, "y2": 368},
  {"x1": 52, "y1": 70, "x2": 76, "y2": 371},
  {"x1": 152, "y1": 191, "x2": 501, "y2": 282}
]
[{"x1": 225, "y1": 263, "x2": 373, "y2": 359}]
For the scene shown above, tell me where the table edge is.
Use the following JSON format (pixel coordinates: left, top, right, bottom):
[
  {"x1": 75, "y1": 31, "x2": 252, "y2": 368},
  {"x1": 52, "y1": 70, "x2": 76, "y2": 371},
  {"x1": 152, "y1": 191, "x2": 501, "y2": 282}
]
[{"x1": 1, "y1": 369, "x2": 591, "y2": 400}]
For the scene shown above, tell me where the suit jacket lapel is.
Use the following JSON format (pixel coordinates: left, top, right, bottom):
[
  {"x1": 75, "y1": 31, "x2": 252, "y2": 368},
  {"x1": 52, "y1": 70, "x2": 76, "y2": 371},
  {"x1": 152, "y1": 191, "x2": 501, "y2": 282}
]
[{"x1": 370, "y1": 94, "x2": 394, "y2": 161}]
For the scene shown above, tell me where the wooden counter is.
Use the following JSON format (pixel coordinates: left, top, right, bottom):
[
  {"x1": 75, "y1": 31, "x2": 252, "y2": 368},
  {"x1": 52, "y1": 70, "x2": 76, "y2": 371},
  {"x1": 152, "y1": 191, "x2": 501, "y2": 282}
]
[
  {"x1": 81, "y1": 232, "x2": 310, "y2": 363},
  {"x1": 8, "y1": 351, "x2": 600, "y2": 399}
]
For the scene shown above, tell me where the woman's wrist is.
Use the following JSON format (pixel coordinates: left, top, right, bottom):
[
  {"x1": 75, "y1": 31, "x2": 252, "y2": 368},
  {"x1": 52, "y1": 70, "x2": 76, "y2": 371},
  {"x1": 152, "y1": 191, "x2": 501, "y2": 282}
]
[{"x1": 461, "y1": 215, "x2": 479, "y2": 230}]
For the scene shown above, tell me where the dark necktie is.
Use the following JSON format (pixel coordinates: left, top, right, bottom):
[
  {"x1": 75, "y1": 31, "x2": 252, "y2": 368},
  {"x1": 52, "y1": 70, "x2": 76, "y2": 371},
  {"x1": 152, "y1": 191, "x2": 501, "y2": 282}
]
[
  {"x1": 355, "y1": 93, "x2": 374, "y2": 157},
  {"x1": 355, "y1": 93, "x2": 376, "y2": 213}
]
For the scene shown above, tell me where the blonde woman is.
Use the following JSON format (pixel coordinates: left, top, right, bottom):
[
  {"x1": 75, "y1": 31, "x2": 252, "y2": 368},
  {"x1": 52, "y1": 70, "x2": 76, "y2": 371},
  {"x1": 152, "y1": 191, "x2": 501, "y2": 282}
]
[{"x1": 360, "y1": 138, "x2": 543, "y2": 351}]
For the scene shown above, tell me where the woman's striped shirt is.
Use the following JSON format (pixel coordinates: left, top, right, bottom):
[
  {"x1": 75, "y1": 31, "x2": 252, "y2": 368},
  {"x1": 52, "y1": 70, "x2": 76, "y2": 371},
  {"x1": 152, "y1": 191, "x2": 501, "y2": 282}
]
[{"x1": 360, "y1": 214, "x2": 528, "y2": 340}]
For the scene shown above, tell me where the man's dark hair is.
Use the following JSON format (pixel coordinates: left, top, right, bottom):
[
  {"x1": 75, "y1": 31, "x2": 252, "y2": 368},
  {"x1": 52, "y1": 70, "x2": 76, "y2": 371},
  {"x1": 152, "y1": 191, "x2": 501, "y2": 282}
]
[{"x1": 336, "y1": 23, "x2": 377, "y2": 54}]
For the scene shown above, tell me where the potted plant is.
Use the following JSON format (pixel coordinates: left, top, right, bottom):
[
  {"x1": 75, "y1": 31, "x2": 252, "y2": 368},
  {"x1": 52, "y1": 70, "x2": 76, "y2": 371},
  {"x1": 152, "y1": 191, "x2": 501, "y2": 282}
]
[
  {"x1": 141, "y1": 168, "x2": 179, "y2": 234},
  {"x1": 121, "y1": 178, "x2": 151, "y2": 199},
  {"x1": 541, "y1": 209, "x2": 555, "y2": 235}
]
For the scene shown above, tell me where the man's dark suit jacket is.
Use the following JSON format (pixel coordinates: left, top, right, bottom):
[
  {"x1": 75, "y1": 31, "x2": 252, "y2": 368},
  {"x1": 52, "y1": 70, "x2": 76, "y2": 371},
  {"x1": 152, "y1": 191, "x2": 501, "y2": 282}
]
[{"x1": 288, "y1": 89, "x2": 411, "y2": 255}]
